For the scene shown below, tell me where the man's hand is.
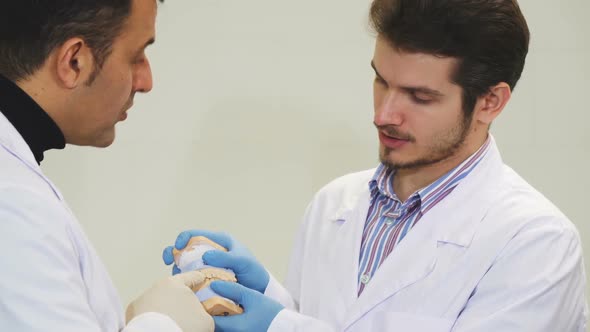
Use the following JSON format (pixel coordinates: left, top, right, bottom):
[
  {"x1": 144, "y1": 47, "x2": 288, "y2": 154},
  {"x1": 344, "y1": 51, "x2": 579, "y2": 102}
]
[
  {"x1": 162, "y1": 230, "x2": 270, "y2": 293},
  {"x1": 126, "y1": 271, "x2": 214, "y2": 332},
  {"x1": 210, "y1": 281, "x2": 284, "y2": 332}
]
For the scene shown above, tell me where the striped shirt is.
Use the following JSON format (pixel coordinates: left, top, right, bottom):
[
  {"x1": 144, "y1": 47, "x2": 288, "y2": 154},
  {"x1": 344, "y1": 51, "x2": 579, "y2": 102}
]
[{"x1": 357, "y1": 137, "x2": 492, "y2": 295}]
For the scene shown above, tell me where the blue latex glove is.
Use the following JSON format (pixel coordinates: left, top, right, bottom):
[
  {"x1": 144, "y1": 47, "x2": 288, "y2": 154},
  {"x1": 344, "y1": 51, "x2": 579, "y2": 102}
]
[
  {"x1": 162, "y1": 230, "x2": 270, "y2": 293},
  {"x1": 210, "y1": 281, "x2": 284, "y2": 332}
]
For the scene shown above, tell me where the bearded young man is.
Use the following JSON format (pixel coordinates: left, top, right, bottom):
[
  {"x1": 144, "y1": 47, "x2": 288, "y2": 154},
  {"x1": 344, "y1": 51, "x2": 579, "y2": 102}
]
[{"x1": 164, "y1": 0, "x2": 587, "y2": 331}]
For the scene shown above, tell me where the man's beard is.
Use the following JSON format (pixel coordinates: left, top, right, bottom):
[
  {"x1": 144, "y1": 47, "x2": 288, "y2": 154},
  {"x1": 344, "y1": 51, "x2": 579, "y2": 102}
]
[{"x1": 378, "y1": 113, "x2": 473, "y2": 170}]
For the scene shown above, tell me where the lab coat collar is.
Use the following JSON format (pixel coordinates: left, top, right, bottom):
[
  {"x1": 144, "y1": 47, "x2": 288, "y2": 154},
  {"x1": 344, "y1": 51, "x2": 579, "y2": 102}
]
[
  {"x1": 330, "y1": 135, "x2": 503, "y2": 247},
  {"x1": 421, "y1": 136, "x2": 504, "y2": 247},
  {"x1": 0, "y1": 112, "x2": 65, "y2": 201}
]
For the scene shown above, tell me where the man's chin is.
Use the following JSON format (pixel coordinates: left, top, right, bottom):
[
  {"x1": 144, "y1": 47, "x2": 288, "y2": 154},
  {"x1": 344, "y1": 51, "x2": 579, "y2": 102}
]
[
  {"x1": 95, "y1": 133, "x2": 116, "y2": 148},
  {"x1": 94, "y1": 139, "x2": 115, "y2": 148},
  {"x1": 379, "y1": 148, "x2": 409, "y2": 169},
  {"x1": 379, "y1": 151, "x2": 434, "y2": 170},
  {"x1": 68, "y1": 131, "x2": 116, "y2": 148}
]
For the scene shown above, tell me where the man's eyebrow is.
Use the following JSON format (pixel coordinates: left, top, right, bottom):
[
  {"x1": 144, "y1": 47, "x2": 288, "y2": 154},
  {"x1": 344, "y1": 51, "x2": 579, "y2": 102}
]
[
  {"x1": 370, "y1": 61, "x2": 383, "y2": 78},
  {"x1": 135, "y1": 38, "x2": 155, "y2": 57},
  {"x1": 371, "y1": 60, "x2": 444, "y2": 97},
  {"x1": 402, "y1": 86, "x2": 444, "y2": 97}
]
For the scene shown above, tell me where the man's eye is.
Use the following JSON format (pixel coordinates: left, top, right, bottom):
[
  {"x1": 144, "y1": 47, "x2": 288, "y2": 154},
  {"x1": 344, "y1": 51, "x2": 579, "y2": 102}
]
[{"x1": 410, "y1": 92, "x2": 433, "y2": 105}]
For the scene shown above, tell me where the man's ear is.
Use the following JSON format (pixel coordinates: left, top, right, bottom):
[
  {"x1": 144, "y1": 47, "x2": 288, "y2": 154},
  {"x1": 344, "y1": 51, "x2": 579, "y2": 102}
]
[
  {"x1": 473, "y1": 82, "x2": 512, "y2": 125},
  {"x1": 54, "y1": 38, "x2": 95, "y2": 89}
]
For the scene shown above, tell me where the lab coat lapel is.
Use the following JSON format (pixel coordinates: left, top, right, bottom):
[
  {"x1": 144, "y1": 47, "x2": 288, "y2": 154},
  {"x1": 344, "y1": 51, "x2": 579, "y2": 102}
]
[
  {"x1": 323, "y1": 189, "x2": 372, "y2": 320},
  {"x1": 342, "y1": 211, "x2": 439, "y2": 329}
]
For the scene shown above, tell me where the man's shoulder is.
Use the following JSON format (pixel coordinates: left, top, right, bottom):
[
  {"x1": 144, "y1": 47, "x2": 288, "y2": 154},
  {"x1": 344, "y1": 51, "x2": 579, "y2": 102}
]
[
  {"x1": 0, "y1": 184, "x2": 70, "y2": 232},
  {"x1": 490, "y1": 164, "x2": 577, "y2": 234},
  {"x1": 0, "y1": 147, "x2": 69, "y2": 231},
  {"x1": 302, "y1": 168, "x2": 376, "y2": 215}
]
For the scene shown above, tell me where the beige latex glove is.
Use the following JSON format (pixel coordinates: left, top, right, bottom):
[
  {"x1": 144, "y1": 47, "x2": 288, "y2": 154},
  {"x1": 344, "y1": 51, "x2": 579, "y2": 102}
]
[{"x1": 126, "y1": 271, "x2": 214, "y2": 332}]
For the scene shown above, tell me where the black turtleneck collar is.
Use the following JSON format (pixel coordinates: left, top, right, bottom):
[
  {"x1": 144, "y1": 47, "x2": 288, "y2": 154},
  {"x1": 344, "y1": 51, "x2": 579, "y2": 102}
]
[{"x1": 0, "y1": 74, "x2": 65, "y2": 164}]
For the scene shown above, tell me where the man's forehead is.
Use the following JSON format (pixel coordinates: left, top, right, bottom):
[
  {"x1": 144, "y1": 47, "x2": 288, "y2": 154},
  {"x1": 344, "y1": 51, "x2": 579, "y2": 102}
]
[
  {"x1": 119, "y1": 0, "x2": 157, "y2": 42},
  {"x1": 375, "y1": 42, "x2": 457, "y2": 77}
]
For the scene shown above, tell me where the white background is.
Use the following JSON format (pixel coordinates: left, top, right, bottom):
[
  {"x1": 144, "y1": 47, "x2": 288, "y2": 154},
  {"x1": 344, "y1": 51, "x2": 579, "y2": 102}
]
[{"x1": 42, "y1": 0, "x2": 590, "y2": 319}]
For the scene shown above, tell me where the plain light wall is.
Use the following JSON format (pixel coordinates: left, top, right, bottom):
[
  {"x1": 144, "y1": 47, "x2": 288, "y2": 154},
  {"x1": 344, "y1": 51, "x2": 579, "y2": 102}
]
[{"x1": 42, "y1": 0, "x2": 589, "y2": 317}]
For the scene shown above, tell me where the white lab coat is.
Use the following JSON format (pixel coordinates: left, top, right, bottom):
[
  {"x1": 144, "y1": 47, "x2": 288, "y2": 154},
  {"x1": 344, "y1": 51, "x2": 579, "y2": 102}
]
[
  {"x1": 0, "y1": 112, "x2": 181, "y2": 331},
  {"x1": 265, "y1": 137, "x2": 588, "y2": 332}
]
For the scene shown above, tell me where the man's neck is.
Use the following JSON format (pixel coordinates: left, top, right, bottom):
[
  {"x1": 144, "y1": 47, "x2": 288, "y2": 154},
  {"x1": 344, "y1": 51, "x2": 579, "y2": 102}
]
[
  {"x1": 393, "y1": 134, "x2": 488, "y2": 202},
  {"x1": 16, "y1": 73, "x2": 68, "y2": 140},
  {"x1": 0, "y1": 74, "x2": 66, "y2": 163}
]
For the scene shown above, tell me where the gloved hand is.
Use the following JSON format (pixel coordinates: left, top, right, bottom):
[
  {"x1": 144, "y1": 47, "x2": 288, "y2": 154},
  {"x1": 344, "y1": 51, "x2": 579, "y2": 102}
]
[
  {"x1": 126, "y1": 271, "x2": 214, "y2": 332},
  {"x1": 163, "y1": 230, "x2": 270, "y2": 293},
  {"x1": 210, "y1": 281, "x2": 284, "y2": 332}
]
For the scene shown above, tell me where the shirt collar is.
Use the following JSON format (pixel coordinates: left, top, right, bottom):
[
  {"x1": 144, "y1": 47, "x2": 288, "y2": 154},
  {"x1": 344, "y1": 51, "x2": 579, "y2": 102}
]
[
  {"x1": 0, "y1": 74, "x2": 65, "y2": 164},
  {"x1": 369, "y1": 136, "x2": 493, "y2": 209}
]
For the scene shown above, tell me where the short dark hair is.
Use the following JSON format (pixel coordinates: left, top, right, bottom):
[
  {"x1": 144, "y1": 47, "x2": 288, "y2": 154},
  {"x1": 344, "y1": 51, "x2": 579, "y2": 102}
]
[
  {"x1": 370, "y1": 0, "x2": 530, "y2": 115},
  {"x1": 0, "y1": 0, "x2": 163, "y2": 82}
]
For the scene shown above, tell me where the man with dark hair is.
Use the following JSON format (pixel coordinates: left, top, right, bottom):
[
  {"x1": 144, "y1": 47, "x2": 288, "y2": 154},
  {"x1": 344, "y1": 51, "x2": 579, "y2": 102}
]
[
  {"x1": 0, "y1": 1, "x2": 214, "y2": 331},
  {"x1": 164, "y1": 0, "x2": 587, "y2": 331}
]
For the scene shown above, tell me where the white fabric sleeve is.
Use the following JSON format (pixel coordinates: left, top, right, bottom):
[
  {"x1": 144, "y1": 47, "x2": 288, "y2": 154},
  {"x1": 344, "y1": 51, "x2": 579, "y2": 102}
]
[
  {"x1": 0, "y1": 186, "x2": 105, "y2": 332},
  {"x1": 0, "y1": 186, "x2": 196, "y2": 332},
  {"x1": 265, "y1": 200, "x2": 338, "y2": 332},
  {"x1": 267, "y1": 309, "x2": 335, "y2": 332},
  {"x1": 124, "y1": 312, "x2": 182, "y2": 332},
  {"x1": 264, "y1": 273, "x2": 297, "y2": 310}
]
